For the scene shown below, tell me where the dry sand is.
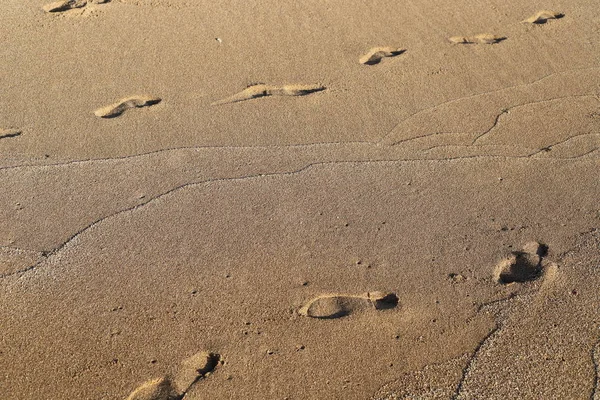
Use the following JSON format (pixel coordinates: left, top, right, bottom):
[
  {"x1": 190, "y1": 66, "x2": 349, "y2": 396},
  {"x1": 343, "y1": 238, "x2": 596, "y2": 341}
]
[{"x1": 0, "y1": 0, "x2": 599, "y2": 399}]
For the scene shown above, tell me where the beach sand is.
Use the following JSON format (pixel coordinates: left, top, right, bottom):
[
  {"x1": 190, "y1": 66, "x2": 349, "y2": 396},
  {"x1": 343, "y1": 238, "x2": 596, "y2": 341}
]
[{"x1": 1, "y1": 0, "x2": 599, "y2": 398}]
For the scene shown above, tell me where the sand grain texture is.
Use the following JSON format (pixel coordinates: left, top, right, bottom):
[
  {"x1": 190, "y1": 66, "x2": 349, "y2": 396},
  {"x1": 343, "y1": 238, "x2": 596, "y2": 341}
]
[{"x1": 1, "y1": 0, "x2": 599, "y2": 398}]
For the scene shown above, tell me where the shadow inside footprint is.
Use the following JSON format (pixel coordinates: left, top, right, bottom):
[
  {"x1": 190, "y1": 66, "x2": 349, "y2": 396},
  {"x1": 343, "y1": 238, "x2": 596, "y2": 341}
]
[
  {"x1": 494, "y1": 242, "x2": 547, "y2": 284},
  {"x1": 299, "y1": 291, "x2": 399, "y2": 319},
  {"x1": 0, "y1": 129, "x2": 21, "y2": 139}
]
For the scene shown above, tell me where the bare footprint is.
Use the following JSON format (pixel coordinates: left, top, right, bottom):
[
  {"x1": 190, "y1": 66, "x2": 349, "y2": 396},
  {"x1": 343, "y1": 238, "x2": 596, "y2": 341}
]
[
  {"x1": 522, "y1": 10, "x2": 564, "y2": 24},
  {"x1": 94, "y1": 95, "x2": 161, "y2": 118},
  {"x1": 172, "y1": 352, "x2": 220, "y2": 394},
  {"x1": 125, "y1": 351, "x2": 220, "y2": 400},
  {"x1": 42, "y1": 0, "x2": 108, "y2": 13},
  {"x1": 493, "y1": 241, "x2": 548, "y2": 284},
  {"x1": 359, "y1": 47, "x2": 405, "y2": 65},
  {"x1": 449, "y1": 34, "x2": 505, "y2": 44},
  {"x1": 211, "y1": 84, "x2": 325, "y2": 105},
  {"x1": 125, "y1": 377, "x2": 177, "y2": 400},
  {"x1": 0, "y1": 128, "x2": 21, "y2": 139},
  {"x1": 299, "y1": 291, "x2": 399, "y2": 319}
]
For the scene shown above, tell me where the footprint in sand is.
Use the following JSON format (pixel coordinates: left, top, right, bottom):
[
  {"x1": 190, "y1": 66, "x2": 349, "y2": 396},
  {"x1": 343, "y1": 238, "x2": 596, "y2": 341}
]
[
  {"x1": 126, "y1": 351, "x2": 220, "y2": 400},
  {"x1": 211, "y1": 84, "x2": 325, "y2": 106},
  {"x1": 449, "y1": 34, "x2": 505, "y2": 45},
  {"x1": 522, "y1": 10, "x2": 564, "y2": 24},
  {"x1": 94, "y1": 96, "x2": 161, "y2": 118},
  {"x1": 299, "y1": 291, "x2": 399, "y2": 319},
  {"x1": 42, "y1": 0, "x2": 109, "y2": 13},
  {"x1": 359, "y1": 47, "x2": 405, "y2": 65},
  {"x1": 0, "y1": 128, "x2": 21, "y2": 139},
  {"x1": 125, "y1": 377, "x2": 176, "y2": 400},
  {"x1": 493, "y1": 241, "x2": 548, "y2": 284}
]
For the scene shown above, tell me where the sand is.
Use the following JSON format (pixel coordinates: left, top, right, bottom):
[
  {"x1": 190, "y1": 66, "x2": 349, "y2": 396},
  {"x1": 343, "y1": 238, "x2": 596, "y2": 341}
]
[{"x1": 0, "y1": 0, "x2": 599, "y2": 398}]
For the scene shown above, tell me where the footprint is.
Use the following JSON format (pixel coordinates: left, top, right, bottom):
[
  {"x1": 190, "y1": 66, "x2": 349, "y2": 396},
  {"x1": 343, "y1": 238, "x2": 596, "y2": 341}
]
[
  {"x1": 125, "y1": 351, "x2": 220, "y2": 400},
  {"x1": 493, "y1": 241, "x2": 547, "y2": 284},
  {"x1": 125, "y1": 377, "x2": 177, "y2": 400},
  {"x1": 42, "y1": 0, "x2": 108, "y2": 13},
  {"x1": 359, "y1": 47, "x2": 405, "y2": 65},
  {"x1": 449, "y1": 34, "x2": 505, "y2": 45},
  {"x1": 299, "y1": 291, "x2": 399, "y2": 319},
  {"x1": 0, "y1": 128, "x2": 21, "y2": 139},
  {"x1": 94, "y1": 95, "x2": 161, "y2": 118},
  {"x1": 211, "y1": 84, "x2": 325, "y2": 106},
  {"x1": 522, "y1": 10, "x2": 564, "y2": 24},
  {"x1": 172, "y1": 352, "x2": 220, "y2": 394}
]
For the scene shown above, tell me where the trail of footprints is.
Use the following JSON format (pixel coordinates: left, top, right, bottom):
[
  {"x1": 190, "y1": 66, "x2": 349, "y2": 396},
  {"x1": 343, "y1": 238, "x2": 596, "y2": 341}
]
[
  {"x1": 124, "y1": 242, "x2": 552, "y2": 398},
  {"x1": 20, "y1": 4, "x2": 576, "y2": 397},
  {"x1": 28, "y1": 6, "x2": 565, "y2": 118}
]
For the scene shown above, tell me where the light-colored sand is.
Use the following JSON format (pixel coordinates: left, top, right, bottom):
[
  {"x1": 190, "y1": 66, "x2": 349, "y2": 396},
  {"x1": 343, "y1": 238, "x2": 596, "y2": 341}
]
[{"x1": 0, "y1": 0, "x2": 599, "y2": 399}]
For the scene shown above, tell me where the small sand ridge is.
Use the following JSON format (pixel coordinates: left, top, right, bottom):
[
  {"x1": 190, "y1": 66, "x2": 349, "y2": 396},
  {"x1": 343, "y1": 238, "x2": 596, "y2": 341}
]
[
  {"x1": 211, "y1": 84, "x2": 325, "y2": 105},
  {"x1": 299, "y1": 291, "x2": 399, "y2": 319},
  {"x1": 449, "y1": 34, "x2": 505, "y2": 44},
  {"x1": 94, "y1": 95, "x2": 161, "y2": 118},
  {"x1": 359, "y1": 47, "x2": 405, "y2": 65},
  {"x1": 522, "y1": 10, "x2": 564, "y2": 24},
  {"x1": 126, "y1": 351, "x2": 220, "y2": 400}
]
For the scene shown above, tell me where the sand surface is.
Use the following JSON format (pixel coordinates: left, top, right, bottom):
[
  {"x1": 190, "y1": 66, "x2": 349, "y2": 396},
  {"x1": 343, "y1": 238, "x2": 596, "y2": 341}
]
[{"x1": 1, "y1": 0, "x2": 599, "y2": 399}]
